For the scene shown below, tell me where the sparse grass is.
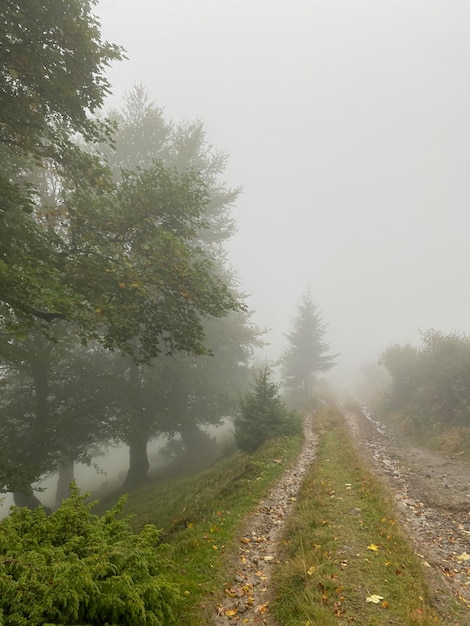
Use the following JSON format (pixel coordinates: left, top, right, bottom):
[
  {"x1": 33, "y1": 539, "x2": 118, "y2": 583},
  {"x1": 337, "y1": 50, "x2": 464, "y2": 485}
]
[
  {"x1": 116, "y1": 433, "x2": 304, "y2": 624},
  {"x1": 271, "y1": 406, "x2": 463, "y2": 625},
  {"x1": 375, "y1": 408, "x2": 470, "y2": 462}
]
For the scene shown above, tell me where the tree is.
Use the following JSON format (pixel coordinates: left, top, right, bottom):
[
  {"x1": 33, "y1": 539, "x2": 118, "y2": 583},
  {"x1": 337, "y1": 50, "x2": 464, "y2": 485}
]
[
  {"x1": 0, "y1": 0, "x2": 122, "y2": 161},
  {"x1": 378, "y1": 343, "x2": 421, "y2": 412},
  {"x1": 0, "y1": 327, "x2": 116, "y2": 500},
  {"x1": 97, "y1": 88, "x2": 257, "y2": 486},
  {"x1": 281, "y1": 291, "x2": 337, "y2": 405},
  {"x1": 0, "y1": 0, "x2": 124, "y2": 338},
  {"x1": 379, "y1": 330, "x2": 470, "y2": 428},
  {"x1": 233, "y1": 363, "x2": 301, "y2": 453}
]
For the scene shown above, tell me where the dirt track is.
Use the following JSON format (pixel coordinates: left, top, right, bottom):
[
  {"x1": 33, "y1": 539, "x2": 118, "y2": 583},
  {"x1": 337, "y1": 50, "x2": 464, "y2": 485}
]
[
  {"x1": 343, "y1": 405, "x2": 470, "y2": 612},
  {"x1": 213, "y1": 415, "x2": 318, "y2": 625},
  {"x1": 213, "y1": 406, "x2": 470, "y2": 623}
]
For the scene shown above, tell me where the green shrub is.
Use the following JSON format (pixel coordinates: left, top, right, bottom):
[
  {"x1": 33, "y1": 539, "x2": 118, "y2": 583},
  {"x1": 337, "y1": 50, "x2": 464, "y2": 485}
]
[
  {"x1": 234, "y1": 363, "x2": 302, "y2": 452},
  {"x1": 0, "y1": 485, "x2": 180, "y2": 625}
]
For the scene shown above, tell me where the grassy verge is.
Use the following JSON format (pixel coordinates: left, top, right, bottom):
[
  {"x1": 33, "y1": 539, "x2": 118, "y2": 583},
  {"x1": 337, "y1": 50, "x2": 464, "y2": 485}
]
[
  {"x1": 272, "y1": 406, "x2": 463, "y2": 625},
  {"x1": 118, "y1": 433, "x2": 304, "y2": 624}
]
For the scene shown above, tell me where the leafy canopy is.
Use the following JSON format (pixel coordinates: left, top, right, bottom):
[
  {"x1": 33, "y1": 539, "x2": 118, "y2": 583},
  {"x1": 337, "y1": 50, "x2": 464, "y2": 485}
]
[{"x1": 0, "y1": 0, "x2": 123, "y2": 159}]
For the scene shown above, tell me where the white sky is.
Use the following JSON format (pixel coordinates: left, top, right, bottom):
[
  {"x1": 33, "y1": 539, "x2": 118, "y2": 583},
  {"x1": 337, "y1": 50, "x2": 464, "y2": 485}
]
[{"x1": 96, "y1": 0, "x2": 470, "y2": 386}]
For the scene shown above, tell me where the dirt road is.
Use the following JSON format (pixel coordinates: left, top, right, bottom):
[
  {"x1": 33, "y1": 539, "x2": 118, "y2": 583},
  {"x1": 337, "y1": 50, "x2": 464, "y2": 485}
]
[
  {"x1": 343, "y1": 405, "x2": 470, "y2": 612},
  {"x1": 213, "y1": 405, "x2": 469, "y2": 623},
  {"x1": 214, "y1": 416, "x2": 318, "y2": 625}
]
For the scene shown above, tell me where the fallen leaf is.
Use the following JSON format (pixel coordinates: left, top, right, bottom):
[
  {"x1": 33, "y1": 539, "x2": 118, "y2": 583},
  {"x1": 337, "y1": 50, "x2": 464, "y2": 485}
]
[
  {"x1": 225, "y1": 608, "x2": 238, "y2": 616},
  {"x1": 366, "y1": 594, "x2": 384, "y2": 604},
  {"x1": 367, "y1": 544, "x2": 379, "y2": 552},
  {"x1": 456, "y1": 552, "x2": 470, "y2": 562}
]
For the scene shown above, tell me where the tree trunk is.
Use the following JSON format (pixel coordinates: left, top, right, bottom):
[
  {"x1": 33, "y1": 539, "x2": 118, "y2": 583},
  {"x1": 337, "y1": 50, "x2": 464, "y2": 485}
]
[
  {"x1": 179, "y1": 422, "x2": 217, "y2": 468},
  {"x1": 122, "y1": 431, "x2": 150, "y2": 489},
  {"x1": 13, "y1": 488, "x2": 51, "y2": 514},
  {"x1": 55, "y1": 461, "x2": 74, "y2": 508}
]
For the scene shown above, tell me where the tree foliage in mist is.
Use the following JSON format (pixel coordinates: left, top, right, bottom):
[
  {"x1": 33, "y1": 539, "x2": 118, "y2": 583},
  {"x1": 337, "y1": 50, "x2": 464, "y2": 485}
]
[
  {"x1": 379, "y1": 330, "x2": 470, "y2": 427},
  {"x1": 0, "y1": 51, "x2": 258, "y2": 497},
  {"x1": 233, "y1": 364, "x2": 301, "y2": 453},
  {"x1": 0, "y1": 486, "x2": 180, "y2": 625},
  {"x1": 281, "y1": 290, "x2": 337, "y2": 406},
  {"x1": 0, "y1": 0, "x2": 123, "y2": 334}
]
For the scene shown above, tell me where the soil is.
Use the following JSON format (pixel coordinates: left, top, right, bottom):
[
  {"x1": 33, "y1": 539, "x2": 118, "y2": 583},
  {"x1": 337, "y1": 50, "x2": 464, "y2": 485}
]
[
  {"x1": 343, "y1": 405, "x2": 470, "y2": 615},
  {"x1": 212, "y1": 406, "x2": 470, "y2": 624},
  {"x1": 213, "y1": 415, "x2": 318, "y2": 625}
]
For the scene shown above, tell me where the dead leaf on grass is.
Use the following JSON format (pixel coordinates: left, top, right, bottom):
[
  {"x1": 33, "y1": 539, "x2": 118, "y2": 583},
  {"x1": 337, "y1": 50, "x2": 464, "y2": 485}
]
[{"x1": 366, "y1": 594, "x2": 384, "y2": 603}]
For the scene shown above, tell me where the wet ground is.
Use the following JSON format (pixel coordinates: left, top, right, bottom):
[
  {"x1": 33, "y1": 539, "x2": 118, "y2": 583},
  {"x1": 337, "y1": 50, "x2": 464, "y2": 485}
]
[
  {"x1": 213, "y1": 415, "x2": 318, "y2": 625},
  {"x1": 212, "y1": 406, "x2": 470, "y2": 624},
  {"x1": 343, "y1": 405, "x2": 470, "y2": 613}
]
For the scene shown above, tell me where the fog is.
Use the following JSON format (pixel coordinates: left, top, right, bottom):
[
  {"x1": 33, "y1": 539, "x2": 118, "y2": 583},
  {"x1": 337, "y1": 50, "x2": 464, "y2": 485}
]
[{"x1": 95, "y1": 0, "x2": 470, "y2": 387}]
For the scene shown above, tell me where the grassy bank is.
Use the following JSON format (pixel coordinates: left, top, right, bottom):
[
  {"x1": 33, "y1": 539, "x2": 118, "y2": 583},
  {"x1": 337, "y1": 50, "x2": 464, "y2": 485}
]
[
  {"x1": 271, "y1": 406, "x2": 463, "y2": 625},
  {"x1": 118, "y1": 433, "x2": 304, "y2": 624}
]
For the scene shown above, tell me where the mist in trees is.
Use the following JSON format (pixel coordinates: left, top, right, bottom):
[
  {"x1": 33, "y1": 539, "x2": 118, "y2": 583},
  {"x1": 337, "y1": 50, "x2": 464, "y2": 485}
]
[
  {"x1": 379, "y1": 330, "x2": 470, "y2": 433},
  {"x1": 280, "y1": 291, "x2": 337, "y2": 407},
  {"x1": 0, "y1": 4, "x2": 261, "y2": 509}
]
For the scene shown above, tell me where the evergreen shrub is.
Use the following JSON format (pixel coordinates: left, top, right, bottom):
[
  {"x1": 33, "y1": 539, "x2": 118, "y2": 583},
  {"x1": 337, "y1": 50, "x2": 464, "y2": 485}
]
[
  {"x1": 0, "y1": 486, "x2": 180, "y2": 625},
  {"x1": 234, "y1": 364, "x2": 302, "y2": 452}
]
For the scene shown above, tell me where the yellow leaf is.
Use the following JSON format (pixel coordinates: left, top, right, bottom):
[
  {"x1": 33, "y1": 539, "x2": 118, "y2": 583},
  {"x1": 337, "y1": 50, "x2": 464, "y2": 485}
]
[
  {"x1": 307, "y1": 566, "x2": 316, "y2": 575},
  {"x1": 456, "y1": 552, "x2": 470, "y2": 562},
  {"x1": 366, "y1": 594, "x2": 384, "y2": 603},
  {"x1": 225, "y1": 608, "x2": 238, "y2": 616},
  {"x1": 367, "y1": 544, "x2": 379, "y2": 552}
]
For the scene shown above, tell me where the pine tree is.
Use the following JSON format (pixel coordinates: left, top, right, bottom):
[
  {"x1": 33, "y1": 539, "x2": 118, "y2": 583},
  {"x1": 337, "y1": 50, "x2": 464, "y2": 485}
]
[
  {"x1": 281, "y1": 291, "x2": 337, "y2": 404},
  {"x1": 233, "y1": 363, "x2": 301, "y2": 452}
]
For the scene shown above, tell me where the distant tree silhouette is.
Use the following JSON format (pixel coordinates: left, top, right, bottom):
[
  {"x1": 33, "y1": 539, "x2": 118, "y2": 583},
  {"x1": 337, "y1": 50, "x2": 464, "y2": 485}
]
[{"x1": 281, "y1": 291, "x2": 337, "y2": 405}]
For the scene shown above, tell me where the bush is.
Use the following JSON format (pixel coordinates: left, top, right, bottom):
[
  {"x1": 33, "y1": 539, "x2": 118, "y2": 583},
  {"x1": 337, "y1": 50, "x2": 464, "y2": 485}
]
[
  {"x1": 234, "y1": 364, "x2": 302, "y2": 453},
  {"x1": 0, "y1": 485, "x2": 180, "y2": 625}
]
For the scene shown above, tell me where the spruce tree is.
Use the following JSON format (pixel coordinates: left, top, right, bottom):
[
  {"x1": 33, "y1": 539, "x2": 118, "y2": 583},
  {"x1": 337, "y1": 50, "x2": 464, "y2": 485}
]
[{"x1": 281, "y1": 291, "x2": 337, "y2": 404}]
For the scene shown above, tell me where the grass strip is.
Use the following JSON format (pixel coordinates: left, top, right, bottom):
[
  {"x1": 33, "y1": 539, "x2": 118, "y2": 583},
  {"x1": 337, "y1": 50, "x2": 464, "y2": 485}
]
[
  {"x1": 272, "y1": 406, "x2": 461, "y2": 625},
  {"x1": 120, "y1": 433, "x2": 303, "y2": 624}
]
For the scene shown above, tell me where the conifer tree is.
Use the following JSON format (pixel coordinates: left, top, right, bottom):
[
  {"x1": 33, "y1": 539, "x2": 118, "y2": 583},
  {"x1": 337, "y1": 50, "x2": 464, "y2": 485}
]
[{"x1": 281, "y1": 291, "x2": 337, "y2": 404}]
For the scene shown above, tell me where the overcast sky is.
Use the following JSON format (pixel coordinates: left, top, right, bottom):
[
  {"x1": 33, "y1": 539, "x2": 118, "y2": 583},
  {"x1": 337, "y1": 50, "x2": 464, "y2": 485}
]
[{"x1": 96, "y1": 0, "x2": 470, "y2": 386}]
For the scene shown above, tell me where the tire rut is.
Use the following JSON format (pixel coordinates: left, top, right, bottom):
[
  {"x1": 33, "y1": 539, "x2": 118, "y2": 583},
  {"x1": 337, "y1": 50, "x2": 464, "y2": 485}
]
[
  {"x1": 342, "y1": 405, "x2": 470, "y2": 612},
  {"x1": 213, "y1": 415, "x2": 318, "y2": 625}
]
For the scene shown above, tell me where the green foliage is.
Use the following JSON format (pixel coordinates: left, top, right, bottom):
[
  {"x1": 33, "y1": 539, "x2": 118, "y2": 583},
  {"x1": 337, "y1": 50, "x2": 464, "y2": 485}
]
[
  {"x1": 0, "y1": 0, "x2": 123, "y2": 159},
  {"x1": 379, "y1": 330, "x2": 470, "y2": 428},
  {"x1": 234, "y1": 364, "x2": 302, "y2": 452},
  {"x1": 0, "y1": 485, "x2": 180, "y2": 625},
  {"x1": 378, "y1": 343, "x2": 420, "y2": 411},
  {"x1": 281, "y1": 290, "x2": 337, "y2": 406},
  {"x1": 0, "y1": 328, "x2": 117, "y2": 493}
]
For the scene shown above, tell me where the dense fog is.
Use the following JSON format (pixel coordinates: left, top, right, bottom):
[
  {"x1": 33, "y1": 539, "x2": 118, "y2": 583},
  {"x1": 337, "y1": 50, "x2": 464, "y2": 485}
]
[
  {"x1": 2, "y1": 0, "x2": 470, "y2": 513},
  {"x1": 97, "y1": 0, "x2": 470, "y2": 386}
]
